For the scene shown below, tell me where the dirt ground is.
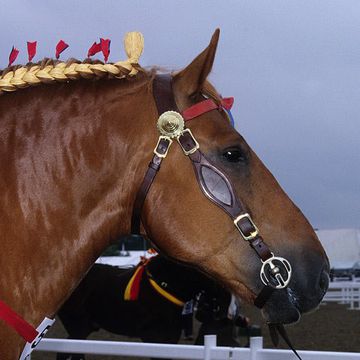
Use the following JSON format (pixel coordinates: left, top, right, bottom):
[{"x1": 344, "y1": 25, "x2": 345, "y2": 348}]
[{"x1": 32, "y1": 302, "x2": 360, "y2": 360}]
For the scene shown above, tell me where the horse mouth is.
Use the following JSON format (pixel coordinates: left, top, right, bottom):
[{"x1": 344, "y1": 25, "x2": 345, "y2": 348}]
[
  {"x1": 230, "y1": 280, "x2": 302, "y2": 325},
  {"x1": 263, "y1": 303, "x2": 301, "y2": 325},
  {"x1": 265, "y1": 279, "x2": 329, "y2": 326},
  {"x1": 260, "y1": 286, "x2": 302, "y2": 325}
]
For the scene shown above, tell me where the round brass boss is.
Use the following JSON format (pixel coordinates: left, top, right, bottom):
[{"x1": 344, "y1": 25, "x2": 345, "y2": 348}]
[{"x1": 157, "y1": 111, "x2": 185, "y2": 138}]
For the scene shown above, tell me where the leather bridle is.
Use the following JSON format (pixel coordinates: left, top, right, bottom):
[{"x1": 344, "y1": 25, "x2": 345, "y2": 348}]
[
  {"x1": 130, "y1": 74, "x2": 292, "y2": 307},
  {"x1": 128, "y1": 73, "x2": 302, "y2": 359}
]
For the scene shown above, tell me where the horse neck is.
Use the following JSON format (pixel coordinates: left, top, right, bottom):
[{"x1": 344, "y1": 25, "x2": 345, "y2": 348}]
[{"x1": 0, "y1": 75, "x2": 156, "y2": 332}]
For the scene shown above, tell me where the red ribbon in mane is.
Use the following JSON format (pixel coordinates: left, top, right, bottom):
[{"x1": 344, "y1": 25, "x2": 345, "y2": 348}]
[
  {"x1": 8, "y1": 46, "x2": 19, "y2": 67},
  {"x1": 87, "y1": 41, "x2": 102, "y2": 57},
  {"x1": 27, "y1": 41, "x2": 37, "y2": 62},
  {"x1": 55, "y1": 40, "x2": 69, "y2": 59},
  {"x1": 100, "y1": 38, "x2": 111, "y2": 62}
]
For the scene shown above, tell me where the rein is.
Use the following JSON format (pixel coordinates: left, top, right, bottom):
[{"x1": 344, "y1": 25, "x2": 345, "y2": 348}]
[{"x1": 130, "y1": 73, "x2": 302, "y2": 359}]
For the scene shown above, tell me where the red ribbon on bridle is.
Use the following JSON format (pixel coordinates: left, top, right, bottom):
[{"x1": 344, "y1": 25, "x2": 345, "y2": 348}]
[{"x1": 182, "y1": 97, "x2": 234, "y2": 121}]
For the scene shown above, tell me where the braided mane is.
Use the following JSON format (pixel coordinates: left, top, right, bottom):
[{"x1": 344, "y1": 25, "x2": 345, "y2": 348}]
[{"x1": 0, "y1": 32, "x2": 144, "y2": 95}]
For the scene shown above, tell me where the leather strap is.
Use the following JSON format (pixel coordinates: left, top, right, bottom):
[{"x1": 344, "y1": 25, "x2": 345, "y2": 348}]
[
  {"x1": 182, "y1": 97, "x2": 234, "y2": 121},
  {"x1": 131, "y1": 138, "x2": 171, "y2": 235},
  {"x1": 254, "y1": 286, "x2": 275, "y2": 308},
  {"x1": 178, "y1": 130, "x2": 272, "y2": 262},
  {"x1": 152, "y1": 74, "x2": 178, "y2": 114},
  {"x1": 130, "y1": 75, "x2": 176, "y2": 236}
]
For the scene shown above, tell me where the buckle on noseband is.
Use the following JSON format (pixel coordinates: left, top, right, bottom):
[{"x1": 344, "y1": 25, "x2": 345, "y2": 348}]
[
  {"x1": 234, "y1": 213, "x2": 259, "y2": 241},
  {"x1": 260, "y1": 255, "x2": 292, "y2": 289}
]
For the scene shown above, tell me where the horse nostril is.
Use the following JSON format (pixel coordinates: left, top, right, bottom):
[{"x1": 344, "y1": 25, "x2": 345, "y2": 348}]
[{"x1": 319, "y1": 269, "x2": 329, "y2": 294}]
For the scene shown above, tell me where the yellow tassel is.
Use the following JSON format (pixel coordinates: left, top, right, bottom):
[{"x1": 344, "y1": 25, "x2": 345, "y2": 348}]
[{"x1": 124, "y1": 31, "x2": 144, "y2": 64}]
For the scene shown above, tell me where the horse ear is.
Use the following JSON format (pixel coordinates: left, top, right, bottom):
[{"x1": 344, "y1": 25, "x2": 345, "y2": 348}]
[{"x1": 174, "y1": 29, "x2": 220, "y2": 98}]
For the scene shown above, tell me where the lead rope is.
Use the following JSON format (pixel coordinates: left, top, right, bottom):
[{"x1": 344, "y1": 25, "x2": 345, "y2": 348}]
[{"x1": 269, "y1": 324, "x2": 303, "y2": 360}]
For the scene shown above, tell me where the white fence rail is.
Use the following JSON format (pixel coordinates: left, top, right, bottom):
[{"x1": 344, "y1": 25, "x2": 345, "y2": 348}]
[
  {"x1": 323, "y1": 281, "x2": 360, "y2": 309},
  {"x1": 32, "y1": 336, "x2": 360, "y2": 360}
]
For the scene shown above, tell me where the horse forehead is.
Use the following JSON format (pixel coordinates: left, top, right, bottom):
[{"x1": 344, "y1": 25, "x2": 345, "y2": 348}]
[{"x1": 189, "y1": 117, "x2": 245, "y2": 148}]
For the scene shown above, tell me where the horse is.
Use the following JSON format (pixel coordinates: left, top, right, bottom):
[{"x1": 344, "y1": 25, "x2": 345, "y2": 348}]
[
  {"x1": 0, "y1": 29, "x2": 329, "y2": 359},
  {"x1": 56, "y1": 256, "x2": 246, "y2": 360}
]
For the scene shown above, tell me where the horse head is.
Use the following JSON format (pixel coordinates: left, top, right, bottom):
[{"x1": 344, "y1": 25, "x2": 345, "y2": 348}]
[
  {"x1": 0, "y1": 29, "x2": 329, "y2": 357},
  {"x1": 140, "y1": 29, "x2": 329, "y2": 325}
]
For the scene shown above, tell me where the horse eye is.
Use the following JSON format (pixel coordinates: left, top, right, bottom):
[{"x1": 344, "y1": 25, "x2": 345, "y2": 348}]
[{"x1": 223, "y1": 148, "x2": 246, "y2": 163}]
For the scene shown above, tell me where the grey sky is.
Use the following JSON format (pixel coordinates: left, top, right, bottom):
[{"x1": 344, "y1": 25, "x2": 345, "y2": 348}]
[{"x1": 1, "y1": 1, "x2": 359, "y2": 230}]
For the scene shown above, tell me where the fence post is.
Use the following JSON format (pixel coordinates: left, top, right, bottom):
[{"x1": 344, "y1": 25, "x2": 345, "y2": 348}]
[
  {"x1": 204, "y1": 335, "x2": 217, "y2": 360},
  {"x1": 250, "y1": 337, "x2": 263, "y2": 360},
  {"x1": 350, "y1": 286, "x2": 354, "y2": 309}
]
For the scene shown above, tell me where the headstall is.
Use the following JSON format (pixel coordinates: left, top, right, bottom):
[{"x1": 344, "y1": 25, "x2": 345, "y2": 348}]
[{"x1": 130, "y1": 74, "x2": 292, "y2": 309}]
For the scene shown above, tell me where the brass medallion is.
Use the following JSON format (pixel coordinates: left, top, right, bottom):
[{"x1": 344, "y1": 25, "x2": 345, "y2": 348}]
[{"x1": 157, "y1": 111, "x2": 185, "y2": 138}]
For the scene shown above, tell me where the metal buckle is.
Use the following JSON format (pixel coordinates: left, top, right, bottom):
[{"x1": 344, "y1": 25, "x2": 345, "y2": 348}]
[
  {"x1": 177, "y1": 128, "x2": 200, "y2": 156},
  {"x1": 234, "y1": 213, "x2": 259, "y2": 241},
  {"x1": 260, "y1": 254, "x2": 292, "y2": 289},
  {"x1": 154, "y1": 136, "x2": 172, "y2": 158}
]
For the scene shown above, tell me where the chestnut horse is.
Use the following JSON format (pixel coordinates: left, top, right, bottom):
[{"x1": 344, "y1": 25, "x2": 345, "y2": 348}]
[{"x1": 0, "y1": 30, "x2": 329, "y2": 359}]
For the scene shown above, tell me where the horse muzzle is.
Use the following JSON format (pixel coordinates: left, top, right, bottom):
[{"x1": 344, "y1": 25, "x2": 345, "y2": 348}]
[{"x1": 261, "y1": 252, "x2": 330, "y2": 324}]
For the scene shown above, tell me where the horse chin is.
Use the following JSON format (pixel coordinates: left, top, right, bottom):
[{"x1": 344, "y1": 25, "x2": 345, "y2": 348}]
[
  {"x1": 230, "y1": 280, "x2": 301, "y2": 325},
  {"x1": 261, "y1": 288, "x2": 302, "y2": 325}
]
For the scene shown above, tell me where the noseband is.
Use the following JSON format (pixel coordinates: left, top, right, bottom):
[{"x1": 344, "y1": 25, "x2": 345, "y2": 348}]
[{"x1": 130, "y1": 74, "x2": 292, "y2": 308}]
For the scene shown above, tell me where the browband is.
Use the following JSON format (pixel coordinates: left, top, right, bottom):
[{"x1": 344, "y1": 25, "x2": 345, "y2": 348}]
[{"x1": 182, "y1": 97, "x2": 234, "y2": 121}]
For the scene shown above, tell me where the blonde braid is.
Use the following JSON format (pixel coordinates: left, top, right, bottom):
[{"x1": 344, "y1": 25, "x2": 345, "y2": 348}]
[{"x1": 0, "y1": 31, "x2": 144, "y2": 95}]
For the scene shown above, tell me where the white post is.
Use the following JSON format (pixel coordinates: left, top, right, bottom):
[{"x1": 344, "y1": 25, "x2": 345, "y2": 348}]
[
  {"x1": 350, "y1": 286, "x2": 354, "y2": 310},
  {"x1": 204, "y1": 335, "x2": 217, "y2": 360},
  {"x1": 250, "y1": 337, "x2": 263, "y2": 360}
]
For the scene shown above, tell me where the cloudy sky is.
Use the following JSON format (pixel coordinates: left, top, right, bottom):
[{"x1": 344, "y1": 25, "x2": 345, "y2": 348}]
[{"x1": 1, "y1": 1, "x2": 359, "y2": 230}]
